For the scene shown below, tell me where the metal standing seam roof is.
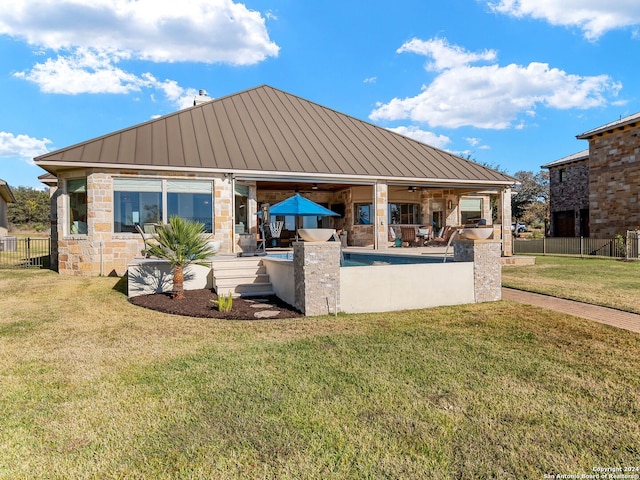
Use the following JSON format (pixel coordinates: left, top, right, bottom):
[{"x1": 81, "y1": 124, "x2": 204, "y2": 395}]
[
  {"x1": 0, "y1": 179, "x2": 16, "y2": 203},
  {"x1": 541, "y1": 149, "x2": 589, "y2": 169},
  {"x1": 34, "y1": 85, "x2": 515, "y2": 186}
]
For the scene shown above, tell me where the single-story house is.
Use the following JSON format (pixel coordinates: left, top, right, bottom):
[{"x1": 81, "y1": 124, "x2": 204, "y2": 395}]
[
  {"x1": 0, "y1": 179, "x2": 16, "y2": 238},
  {"x1": 543, "y1": 111, "x2": 640, "y2": 237},
  {"x1": 35, "y1": 85, "x2": 516, "y2": 276}
]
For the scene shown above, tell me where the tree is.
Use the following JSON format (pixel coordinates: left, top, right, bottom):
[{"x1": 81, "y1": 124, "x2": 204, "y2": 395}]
[
  {"x1": 143, "y1": 216, "x2": 217, "y2": 300},
  {"x1": 511, "y1": 170, "x2": 549, "y2": 228},
  {"x1": 7, "y1": 186, "x2": 50, "y2": 227}
]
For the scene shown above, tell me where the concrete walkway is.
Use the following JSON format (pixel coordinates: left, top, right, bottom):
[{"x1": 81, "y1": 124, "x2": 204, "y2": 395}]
[{"x1": 502, "y1": 288, "x2": 640, "y2": 334}]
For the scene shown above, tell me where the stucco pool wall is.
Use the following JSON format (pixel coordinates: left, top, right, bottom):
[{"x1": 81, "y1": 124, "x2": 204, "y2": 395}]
[
  {"x1": 264, "y1": 251, "x2": 475, "y2": 314},
  {"x1": 339, "y1": 261, "x2": 475, "y2": 313},
  {"x1": 261, "y1": 256, "x2": 295, "y2": 306}
]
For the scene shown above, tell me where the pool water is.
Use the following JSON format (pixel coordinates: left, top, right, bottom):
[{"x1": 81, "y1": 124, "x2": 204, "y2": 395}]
[
  {"x1": 342, "y1": 253, "x2": 442, "y2": 266},
  {"x1": 267, "y1": 251, "x2": 443, "y2": 266}
]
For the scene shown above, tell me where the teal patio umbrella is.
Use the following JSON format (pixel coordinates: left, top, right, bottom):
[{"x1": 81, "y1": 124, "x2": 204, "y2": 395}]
[
  {"x1": 267, "y1": 193, "x2": 340, "y2": 241},
  {"x1": 268, "y1": 193, "x2": 340, "y2": 217}
]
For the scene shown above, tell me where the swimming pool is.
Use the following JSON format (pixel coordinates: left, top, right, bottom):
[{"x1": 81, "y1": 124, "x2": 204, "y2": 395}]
[
  {"x1": 266, "y1": 251, "x2": 444, "y2": 266},
  {"x1": 342, "y1": 252, "x2": 443, "y2": 266}
]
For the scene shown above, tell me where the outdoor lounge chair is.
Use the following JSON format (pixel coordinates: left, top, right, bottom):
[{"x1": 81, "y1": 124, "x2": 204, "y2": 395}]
[
  {"x1": 426, "y1": 225, "x2": 459, "y2": 246},
  {"x1": 135, "y1": 224, "x2": 153, "y2": 257},
  {"x1": 417, "y1": 225, "x2": 433, "y2": 245},
  {"x1": 400, "y1": 226, "x2": 420, "y2": 247}
]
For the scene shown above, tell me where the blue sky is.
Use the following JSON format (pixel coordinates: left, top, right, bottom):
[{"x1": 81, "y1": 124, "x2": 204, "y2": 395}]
[{"x1": 1, "y1": 0, "x2": 640, "y2": 188}]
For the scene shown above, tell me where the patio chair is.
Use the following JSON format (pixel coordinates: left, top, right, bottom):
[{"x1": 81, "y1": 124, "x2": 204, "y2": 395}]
[
  {"x1": 135, "y1": 224, "x2": 153, "y2": 257},
  {"x1": 400, "y1": 226, "x2": 420, "y2": 247},
  {"x1": 427, "y1": 225, "x2": 458, "y2": 246},
  {"x1": 417, "y1": 225, "x2": 432, "y2": 245}
]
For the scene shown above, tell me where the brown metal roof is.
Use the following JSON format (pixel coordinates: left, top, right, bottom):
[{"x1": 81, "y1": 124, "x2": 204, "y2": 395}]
[
  {"x1": 0, "y1": 179, "x2": 16, "y2": 203},
  {"x1": 34, "y1": 85, "x2": 515, "y2": 186}
]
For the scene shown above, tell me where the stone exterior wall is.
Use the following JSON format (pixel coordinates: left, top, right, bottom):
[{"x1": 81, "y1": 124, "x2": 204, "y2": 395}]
[
  {"x1": 453, "y1": 239, "x2": 502, "y2": 302},
  {"x1": 293, "y1": 241, "x2": 341, "y2": 315},
  {"x1": 548, "y1": 160, "x2": 589, "y2": 237},
  {"x1": 51, "y1": 171, "x2": 514, "y2": 275},
  {"x1": 588, "y1": 125, "x2": 640, "y2": 237},
  {"x1": 55, "y1": 169, "x2": 225, "y2": 276}
]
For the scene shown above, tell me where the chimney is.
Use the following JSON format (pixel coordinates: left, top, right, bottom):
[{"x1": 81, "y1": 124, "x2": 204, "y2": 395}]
[{"x1": 193, "y1": 89, "x2": 212, "y2": 106}]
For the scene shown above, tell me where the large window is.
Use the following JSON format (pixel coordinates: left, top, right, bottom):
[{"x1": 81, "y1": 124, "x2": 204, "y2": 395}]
[
  {"x1": 235, "y1": 184, "x2": 249, "y2": 233},
  {"x1": 68, "y1": 178, "x2": 87, "y2": 234},
  {"x1": 113, "y1": 178, "x2": 213, "y2": 233},
  {"x1": 354, "y1": 203, "x2": 373, "y2": 225},
  {"x1": 460, "y1": 197, "x2": 483, "y2": 225},
  {"x1": 388, "y1": 203, "x2": 420, "y2": 224},
  {"x1": 167, "y1": 180, "x2": 213, "y2": 233}
]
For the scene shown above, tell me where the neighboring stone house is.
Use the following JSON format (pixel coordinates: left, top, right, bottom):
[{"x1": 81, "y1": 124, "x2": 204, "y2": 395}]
[
  {"x1": 542, "y1": 150, "x2": 590, "y2": 237},
  {"x1": 0, "y1": 179, "x2": 16, "y2": 238},
  {"x1": 543, "y1": 111, "x2": 640, "y2": 237},
  {"x1": 35, "y1": 85, "x2": 516, "y2": 276}
]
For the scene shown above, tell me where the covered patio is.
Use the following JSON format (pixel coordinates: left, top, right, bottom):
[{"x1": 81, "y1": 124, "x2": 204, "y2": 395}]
[{"x1": 232, "y1": 179, "x2": 513, "y2": 256}]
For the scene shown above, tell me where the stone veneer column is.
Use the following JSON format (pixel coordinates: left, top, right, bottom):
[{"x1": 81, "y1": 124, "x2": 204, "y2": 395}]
[
  {"x1": 453, "y1": 239, "x2": 502, "y2": 302},
  {"x1": 374, "y1": 182, "x2": 388, "y2": 250},
  {"x1": 214, "y1": 178, "x2": 233, "y2": 253},
  {"x1": 293, "y1": 241, "x2": 341, "y2": 316}
]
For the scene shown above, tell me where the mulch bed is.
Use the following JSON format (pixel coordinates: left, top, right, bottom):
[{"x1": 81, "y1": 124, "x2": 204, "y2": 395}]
[{"x1": 129, "y1": 289, "x2": 303, "y2": 320}]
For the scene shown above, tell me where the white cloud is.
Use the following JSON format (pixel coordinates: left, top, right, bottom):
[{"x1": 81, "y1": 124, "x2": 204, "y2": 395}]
[
  {"x1": 0, "y1": 0, "x2": 279, "y2": 65},
  {"x1": 155, "y1": 79, "x2": 199, "y2": 110},
  {"x1": 6, "y1": 1, "x2": 270, "y2": 109},
  {"x1": 14, "y1": 48, "x2": 148, "y2": 94},
  {"x1": 14, "y1": 48, "x2": 202, "y2": 110},
  {"x1": 0, "y1": 132, "x2": 52, "y2": 163},
  {"x1": 466, "y1": 137, "x2": 481, "y2": 147},
  {"x1": 387, "y1": 126, "x2": 451, "y2": 149},
  {"x1": 488, "y1": 0, "x2": 640, "y2": 40},
  {"x1": 398, "y1": 38, "x2": 496, "y2": 71},
  {"x1": 370, "y1": 37, "x2": 621, "y2": 129},
  {"x1": 363, "y1": 77, "x2": 377, "y2": 84}
]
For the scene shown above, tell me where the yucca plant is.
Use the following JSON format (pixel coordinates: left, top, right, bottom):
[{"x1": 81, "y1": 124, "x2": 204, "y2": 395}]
[
  {"x1": 144, "y1": 216, "x2": 216, "y2": 300},
  {"x1": 211, "y1": 292, "x2": 233, "y2": 312}
]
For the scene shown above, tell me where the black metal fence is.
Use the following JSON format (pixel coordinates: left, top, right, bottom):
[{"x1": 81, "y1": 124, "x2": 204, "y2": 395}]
[
  {"x1": 513, "y1": 231, "x2": 640, "y2": 259},
  {"x1": 0, "y1": 237, "x2": 51, "y2": 269}
]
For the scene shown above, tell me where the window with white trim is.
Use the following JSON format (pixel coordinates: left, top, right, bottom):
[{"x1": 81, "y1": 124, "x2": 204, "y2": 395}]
[
  {"x1": 388, "y1": 203, "x2": 420, "y2": 224},
  {"x1": 68, "y1": 178, "x2": 88, "y2": 234},
  {"x1": 460, "y1": 197, "x2": 483, "y2": 224},
  {"x1": 113, "y1": 178, "x2": 213, "y2": 233},
  {"x1": 354, "y1": 203, "x2": 373, "y2": 225},
  {"x1": 167, "y1": 180, "x2": 213, "y2": 233}
]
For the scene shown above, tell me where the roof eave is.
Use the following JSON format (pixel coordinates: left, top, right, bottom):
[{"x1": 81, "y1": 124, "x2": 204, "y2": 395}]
[
  {"x1": 35, "y1": 160, "x2": 516, "y2": 188},
  {"x1": 0, "y1": 181, "x2": 16, "y2": 203}
]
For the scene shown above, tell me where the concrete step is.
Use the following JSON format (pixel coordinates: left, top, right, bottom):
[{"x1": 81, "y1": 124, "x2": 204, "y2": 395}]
[
  {"x1": 212, "y1": 265, "x2": 267, "y2": 277},
  {"x1": 215, "y1": 282, "x2": 275, "y2": 298},
  {"x1": 210, "y1": 256, "x2": 273, "y2": 298},
  {"x1": 213, "y1": 273, "x2": 270, "y2": 288}
]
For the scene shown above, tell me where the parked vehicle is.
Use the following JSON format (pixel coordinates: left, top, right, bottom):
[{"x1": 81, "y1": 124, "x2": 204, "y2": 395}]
[{"x1": 511, "y1": 222, "x2": 526, "y2": 234}]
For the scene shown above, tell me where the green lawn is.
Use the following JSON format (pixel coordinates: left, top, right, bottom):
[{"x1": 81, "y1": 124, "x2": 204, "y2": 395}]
[
  {"x1": 503, "y1": 255, "x2": 640, "y2": 314},
  {"x1": 1, "y1": 269, "x2": 639, "y2": 479}
]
